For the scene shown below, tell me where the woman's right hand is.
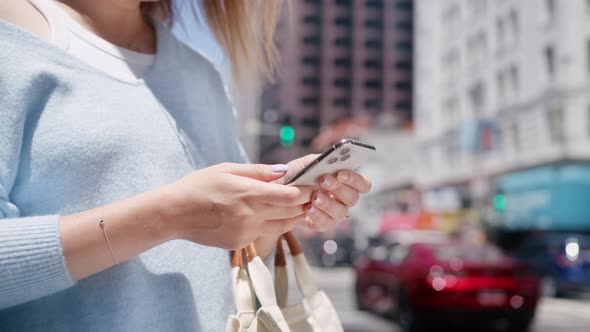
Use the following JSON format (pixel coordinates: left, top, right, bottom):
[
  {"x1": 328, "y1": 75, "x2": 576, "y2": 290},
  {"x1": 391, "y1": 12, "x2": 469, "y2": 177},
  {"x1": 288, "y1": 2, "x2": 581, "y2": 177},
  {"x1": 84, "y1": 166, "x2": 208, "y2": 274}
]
[{"x1": 161, "y1": 162, "x2": 314, "y2": 249}]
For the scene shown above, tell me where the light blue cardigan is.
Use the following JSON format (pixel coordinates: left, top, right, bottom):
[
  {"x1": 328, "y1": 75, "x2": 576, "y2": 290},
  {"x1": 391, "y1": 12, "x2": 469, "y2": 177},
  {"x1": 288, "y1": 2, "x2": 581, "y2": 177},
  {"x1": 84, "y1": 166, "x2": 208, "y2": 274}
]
[{"x1": 0, "y1": 18, "x2": 248, "y2": 331}]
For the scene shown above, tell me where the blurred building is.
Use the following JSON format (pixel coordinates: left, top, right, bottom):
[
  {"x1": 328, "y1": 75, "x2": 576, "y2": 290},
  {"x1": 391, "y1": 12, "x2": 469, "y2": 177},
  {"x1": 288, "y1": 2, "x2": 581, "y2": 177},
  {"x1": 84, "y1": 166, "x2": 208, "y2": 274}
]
[
  {"x1": 259, "y1": 0, "x2": 414, "y2": 163},
  {"x1": 414, "y1": 0, "x2": 590, "y2": 230}
]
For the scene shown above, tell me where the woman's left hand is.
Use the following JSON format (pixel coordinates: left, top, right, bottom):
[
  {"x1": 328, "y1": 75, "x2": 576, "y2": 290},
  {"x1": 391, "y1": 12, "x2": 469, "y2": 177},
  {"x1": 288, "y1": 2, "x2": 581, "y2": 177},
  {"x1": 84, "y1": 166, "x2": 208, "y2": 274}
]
[{"x1": 274, "y1": 154, "x2": 372, "y2": 231}]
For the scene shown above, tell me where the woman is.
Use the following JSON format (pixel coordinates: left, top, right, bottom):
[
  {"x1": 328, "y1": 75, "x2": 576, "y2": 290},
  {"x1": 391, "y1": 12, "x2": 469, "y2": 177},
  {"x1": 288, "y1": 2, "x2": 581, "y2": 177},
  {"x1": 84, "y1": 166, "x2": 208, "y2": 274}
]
[{"x1": 0, "y1": 0, "x2": 372, "y2": 331}]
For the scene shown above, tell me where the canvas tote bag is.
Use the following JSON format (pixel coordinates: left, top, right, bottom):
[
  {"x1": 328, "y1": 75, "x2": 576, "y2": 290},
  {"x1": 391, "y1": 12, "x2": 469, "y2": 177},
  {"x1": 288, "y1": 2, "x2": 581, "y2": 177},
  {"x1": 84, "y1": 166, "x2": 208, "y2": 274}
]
[{"x1": 225, "y1": 232, "x2": 344, "y2": 332}]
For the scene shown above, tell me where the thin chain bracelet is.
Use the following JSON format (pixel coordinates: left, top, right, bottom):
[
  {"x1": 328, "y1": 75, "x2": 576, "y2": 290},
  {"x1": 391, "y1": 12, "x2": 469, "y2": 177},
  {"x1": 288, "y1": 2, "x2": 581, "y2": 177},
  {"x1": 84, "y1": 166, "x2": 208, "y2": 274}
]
[{"x1": 99, "y1": 215, "x2": 120, "y2": 265}]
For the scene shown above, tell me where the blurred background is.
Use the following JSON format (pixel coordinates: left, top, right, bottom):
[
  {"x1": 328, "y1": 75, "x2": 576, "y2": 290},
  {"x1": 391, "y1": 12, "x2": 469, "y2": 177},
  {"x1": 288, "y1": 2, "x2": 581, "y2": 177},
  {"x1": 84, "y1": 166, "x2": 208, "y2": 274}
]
[{"x1": 179, "y1": 0, "x2": 590, "y2": 331}]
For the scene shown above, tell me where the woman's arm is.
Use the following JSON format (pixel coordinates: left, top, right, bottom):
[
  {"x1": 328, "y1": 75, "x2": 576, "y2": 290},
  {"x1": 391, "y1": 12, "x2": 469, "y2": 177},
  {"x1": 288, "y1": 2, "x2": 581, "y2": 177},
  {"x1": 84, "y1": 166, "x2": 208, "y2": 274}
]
[{"x1": 59, "y1": 187, "x2": 173, "y2": 281}]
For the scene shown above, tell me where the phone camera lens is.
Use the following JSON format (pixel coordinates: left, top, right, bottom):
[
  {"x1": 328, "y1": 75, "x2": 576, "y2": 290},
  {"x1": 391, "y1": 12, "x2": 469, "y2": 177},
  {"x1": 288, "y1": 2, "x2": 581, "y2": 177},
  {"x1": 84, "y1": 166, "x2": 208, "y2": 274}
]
[
  {"x1": 328, "y1": 157, "x2": 338, "y2": 164},
  {"x1": 340, "y1": 154, "x2": 350, "y2": 161},
  {"x1": 340, "y1": 148, "x2": 350, "y2": 155}
]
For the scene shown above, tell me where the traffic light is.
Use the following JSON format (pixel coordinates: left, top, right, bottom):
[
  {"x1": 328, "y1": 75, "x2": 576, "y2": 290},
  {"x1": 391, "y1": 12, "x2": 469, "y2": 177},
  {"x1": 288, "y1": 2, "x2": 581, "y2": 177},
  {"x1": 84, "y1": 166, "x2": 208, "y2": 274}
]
[
  {"x1": 280, "y1": 125, "x2": 295, "y2": 146},
  {"x1": 493, "y1": 193, "x2": 506, "y2": 213}
]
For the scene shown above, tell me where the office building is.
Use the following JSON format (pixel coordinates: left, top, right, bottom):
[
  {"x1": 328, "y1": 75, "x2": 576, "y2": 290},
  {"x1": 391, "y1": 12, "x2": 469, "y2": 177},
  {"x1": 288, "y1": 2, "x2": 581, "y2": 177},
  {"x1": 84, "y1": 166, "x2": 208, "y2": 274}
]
[
  {"x1": 414, "y1": 0, "x2": 590, "y2": 222},
  {"x1": 259, "y1": 0, "x2": 414, "y2": 163}
]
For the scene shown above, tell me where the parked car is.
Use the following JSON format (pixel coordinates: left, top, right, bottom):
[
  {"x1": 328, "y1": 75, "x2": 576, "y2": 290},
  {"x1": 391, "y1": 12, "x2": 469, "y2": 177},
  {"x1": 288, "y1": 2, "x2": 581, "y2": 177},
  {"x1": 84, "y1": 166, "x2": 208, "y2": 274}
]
[
  {"x1": 509, "y1": 232, "x2": 590, "y2": 297},
  {"x1": 354, "y1": 231, "x2": 540, "y2": 332}
]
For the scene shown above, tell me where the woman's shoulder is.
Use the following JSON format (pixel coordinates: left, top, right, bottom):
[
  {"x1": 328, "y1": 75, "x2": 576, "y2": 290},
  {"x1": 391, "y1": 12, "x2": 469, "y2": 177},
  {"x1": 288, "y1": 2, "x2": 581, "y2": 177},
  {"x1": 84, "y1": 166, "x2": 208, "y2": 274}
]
[{"x1": 0, "y1": 0, "x2": 50, "y2": 41}]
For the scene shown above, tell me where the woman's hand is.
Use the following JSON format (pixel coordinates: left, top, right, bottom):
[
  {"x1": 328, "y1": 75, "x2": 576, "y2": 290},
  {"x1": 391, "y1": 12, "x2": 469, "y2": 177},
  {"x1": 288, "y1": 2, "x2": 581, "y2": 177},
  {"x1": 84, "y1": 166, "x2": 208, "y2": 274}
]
[
  {"x1": 162, "y1": 162, "x2": 314, "y2": 249},
  {"x1": 274, "y1": 154, "x2": 372, "y2": 232}
]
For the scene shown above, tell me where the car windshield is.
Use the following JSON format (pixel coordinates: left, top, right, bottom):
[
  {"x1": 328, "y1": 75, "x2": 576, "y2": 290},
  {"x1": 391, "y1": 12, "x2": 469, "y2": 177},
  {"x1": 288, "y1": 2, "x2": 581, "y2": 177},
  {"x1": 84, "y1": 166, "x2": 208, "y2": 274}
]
[{"x1": 433, "y1": 244, "x2": 504, "y2": 263}]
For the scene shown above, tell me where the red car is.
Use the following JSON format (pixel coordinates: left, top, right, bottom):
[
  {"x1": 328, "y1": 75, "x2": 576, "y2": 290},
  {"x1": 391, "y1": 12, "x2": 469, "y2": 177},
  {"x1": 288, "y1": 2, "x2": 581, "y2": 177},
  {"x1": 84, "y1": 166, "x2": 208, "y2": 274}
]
[{"x1": 354, "y1": 232, "x2": 540, "y2": 332}]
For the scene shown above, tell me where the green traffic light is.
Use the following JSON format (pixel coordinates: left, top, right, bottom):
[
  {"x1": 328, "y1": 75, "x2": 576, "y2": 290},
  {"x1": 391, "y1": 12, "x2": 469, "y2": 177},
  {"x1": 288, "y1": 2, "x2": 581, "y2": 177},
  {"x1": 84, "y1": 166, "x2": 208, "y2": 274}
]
[
  {"x1": 493, "y1": 194, "x2": 506, "y2": 212},
  {"x1": 280, "y1": 125, "x2": 295, "y2": 146}
]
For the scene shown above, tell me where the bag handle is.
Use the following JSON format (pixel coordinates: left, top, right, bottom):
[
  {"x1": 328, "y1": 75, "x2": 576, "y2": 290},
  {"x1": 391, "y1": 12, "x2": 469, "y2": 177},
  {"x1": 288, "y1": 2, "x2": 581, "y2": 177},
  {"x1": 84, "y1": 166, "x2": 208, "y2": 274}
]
[{"x1": 274, "y1": 232, "x2": 319, "y2": 299}]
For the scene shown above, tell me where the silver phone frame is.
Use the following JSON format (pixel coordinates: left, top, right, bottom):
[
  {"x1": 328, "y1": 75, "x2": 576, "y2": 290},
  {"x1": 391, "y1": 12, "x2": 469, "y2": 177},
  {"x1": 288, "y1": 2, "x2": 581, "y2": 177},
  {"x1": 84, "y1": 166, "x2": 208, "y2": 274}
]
[{"x1": 286, "y1": 138, "x2": 376, "y2": 185}]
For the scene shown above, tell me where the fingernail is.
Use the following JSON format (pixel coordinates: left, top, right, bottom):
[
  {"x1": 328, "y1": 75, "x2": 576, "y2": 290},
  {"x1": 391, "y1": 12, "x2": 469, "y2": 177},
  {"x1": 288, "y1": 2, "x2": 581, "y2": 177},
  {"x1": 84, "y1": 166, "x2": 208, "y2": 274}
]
[
  {"x1": 337, "y1": 172, "x2": 349, "y2": 182},
  {"x1": 308, "y1": 206, "x2": 316, "y2": 214},
  {"x1": 314, "y1": 194, "x2": 324, "y2": 204},
  {"x1": 321, "y1": 176, "x2": 332, "y2": 187},
  {"x1": 271, "y1": 164, "x2": 288, "y2": 173}
]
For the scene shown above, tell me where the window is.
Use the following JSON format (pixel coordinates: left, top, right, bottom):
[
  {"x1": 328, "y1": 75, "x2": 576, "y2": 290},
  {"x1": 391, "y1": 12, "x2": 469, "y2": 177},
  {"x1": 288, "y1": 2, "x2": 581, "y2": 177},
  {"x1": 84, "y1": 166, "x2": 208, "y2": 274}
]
[
  {"x1": 394, "y1": 21, "x2": 412, "y2": 31},
  {"x1": 301, "y1": 117, "x2": 320, "y2": 127},
  {"x1": 469, "y1": 81, "x2": 485, "y2": 112},
  {"x1": 334, "y1": 17, "x2": 352, "y2": 27},
  {"x1": 546, "y1": 0, "x2": 556, "y2": 22},
  {"x1": 496, "y1": 17, "x2": 505, "y2": 48},
  {"x1": 496, "y1": 71, "x2": 506, "y2": 103},
  {"x1": 303, "y1": 15, "x2": 321, "y2": 25},
  {"x1": 302, "y1": 35, "x2": 321, "y2": 45},
  {"x1": 364, "y1": 60, "x2": 382, "y2": 69},
  {"x1": 333, "y1": 98, "x2": 351, "y2": 107},
  {"x1": 545, "y1": 46, "x2": 556, "y2": 80},
  {"x1": 335, "y1": 0, "x2": 352, "y2": 5},
  {"x1": 509, "y1": 65, "x2": 519, "y2": 97},
  {"x1": 333, "y1": 78, "x2": 351, "y2": 88},
  {"x1": 301, "y1": 97, "x2": 319, "y2": 106},
  {"x1": 394, "y1": 41, "x2": 412, "y2": 51},
  {"x1": 364, "y1": 80, "x2": 382, "y2": 89},
  {"x1": 394, "y1": 1, "x2": 412, "y2": 11},
  {"x1": 394, "y1": 61, "x2": 412, "y2": 71},
  {"x1": 365, "y1": 20, "x2": 383, "y2": 29},
  {"x1": 301, "y1": 77, "x2": 320, "y2": 86},
  {"x1": 508, "y1": 9, "x2": 519, "y2": 45},
  {"x1": 364, "y1": 40, "x2": 382, "y2": 49},
  {"x1": 511, "y1": 122, "x2": 520, "y2": 151},
  {"x1": 364, "y1": 100, "x2": 381, "y2": 109},
  {"x1": 366, "y1": 0, "x2": 383, "y2": 9},
  {"x1": 302, "y1": 56, "x2": 320, "y2": 67},
  {"x1": 333, "y1": 58, "x2": 352, "y2": 68},
  {"x1": 547, "y1": 107, "x2": 564, "y2": 143},
  {"x1": 394, "y1": 100, "x2": 412, "y2": 110},
  {"x1": 388, "y1": 244, "x2": 409, "y2": 264},
  {"x1": 394, "y1": 81, "x2": 411, "y2": 91},
  {"x1": 333, "y1": 37, "x2": 351, "y2": 47}
]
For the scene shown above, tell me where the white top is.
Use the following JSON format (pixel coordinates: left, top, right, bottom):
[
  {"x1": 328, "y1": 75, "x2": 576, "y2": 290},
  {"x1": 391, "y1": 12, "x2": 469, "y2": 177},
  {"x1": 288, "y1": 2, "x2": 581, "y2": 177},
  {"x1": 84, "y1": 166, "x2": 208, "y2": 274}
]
[{"x1": 28, "y1": 0, "x2": 156, "y2": 81}]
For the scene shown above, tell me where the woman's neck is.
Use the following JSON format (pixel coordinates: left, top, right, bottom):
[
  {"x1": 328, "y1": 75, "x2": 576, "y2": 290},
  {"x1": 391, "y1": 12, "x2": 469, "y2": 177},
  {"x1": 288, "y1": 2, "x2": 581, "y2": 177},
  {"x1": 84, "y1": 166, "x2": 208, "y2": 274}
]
[{"x1": 55, "y1": 0, "x2": 156, "y2": 54}]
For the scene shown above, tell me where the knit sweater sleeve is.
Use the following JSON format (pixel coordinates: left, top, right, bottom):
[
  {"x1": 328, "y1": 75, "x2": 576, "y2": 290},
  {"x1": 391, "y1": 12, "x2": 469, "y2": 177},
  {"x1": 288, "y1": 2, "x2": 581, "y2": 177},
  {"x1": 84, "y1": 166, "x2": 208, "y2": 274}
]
[{"x1": 0, "y1": 73, "x2": 75, "y2": 310}]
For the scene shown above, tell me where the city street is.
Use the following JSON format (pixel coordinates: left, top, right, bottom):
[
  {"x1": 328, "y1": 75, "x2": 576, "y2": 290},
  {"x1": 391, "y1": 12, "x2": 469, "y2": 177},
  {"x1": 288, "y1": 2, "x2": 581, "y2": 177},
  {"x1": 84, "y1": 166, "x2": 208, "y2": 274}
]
[{"x1": 309, "y1": 268, "x2": 590, "y2": 332}]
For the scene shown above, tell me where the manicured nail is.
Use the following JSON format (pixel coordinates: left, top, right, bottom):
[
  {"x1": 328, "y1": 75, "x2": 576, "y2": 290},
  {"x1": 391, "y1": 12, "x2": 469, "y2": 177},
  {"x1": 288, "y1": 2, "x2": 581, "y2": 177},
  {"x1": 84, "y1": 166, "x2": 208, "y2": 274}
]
[
  {"x1": 271, "y1": 164, "x2": 288, "y2": 173},
  {"x1": 337, "y1": 172, "x2": 349, "y2": 182},
  {"x1": 321, "y1": 176, "x2": 332, "y2": 187},
  {"x1": 314, "y1": 194, "x2": 324, "y2": 204},
  {"x1": 308, "y1": 206, "x2": 316, "y2": 214}
]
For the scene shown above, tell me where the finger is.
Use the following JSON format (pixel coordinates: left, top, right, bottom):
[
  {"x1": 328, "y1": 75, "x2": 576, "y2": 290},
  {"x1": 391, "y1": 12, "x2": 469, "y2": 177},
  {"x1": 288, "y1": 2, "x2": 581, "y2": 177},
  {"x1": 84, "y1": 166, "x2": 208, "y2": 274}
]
[
  {"x1": 311, "y1": 191, "x2": 349, "y2": 221},
  {"x1": 252, "y1": 181, "x2": 314, "y2": 206},
  {"x1": 318, "y1": 175, "x2": 360, "y2": 207},
  {"x1": 271, "y1": 154, "x2": 320, "y2": 185},
  {"x1": 304, "y1": 203, "x2": 335, "y2": 232},
  {"x1": 335, "y1": 170, "x2": 372, "y2": 194},
  {"x1": 259, "y1": 203, "x2": 307, "y2": 220},
  {"x1": 221, "y1": 162, "x2": 289, "y2": 182},
  {"x1": 262, "y1": 214, "x2": 306, "y2": 236}
]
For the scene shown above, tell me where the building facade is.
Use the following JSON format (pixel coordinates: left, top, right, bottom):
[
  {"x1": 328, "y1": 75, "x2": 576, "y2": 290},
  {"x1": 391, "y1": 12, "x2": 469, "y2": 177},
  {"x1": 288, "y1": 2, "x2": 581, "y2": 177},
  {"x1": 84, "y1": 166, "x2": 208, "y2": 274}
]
[
  {"x1": 259, "y1": 0, "x2": 414, "y2": 164},
  {"x1": 414, "y1": 0, "x2": 590, "y2": 199}
]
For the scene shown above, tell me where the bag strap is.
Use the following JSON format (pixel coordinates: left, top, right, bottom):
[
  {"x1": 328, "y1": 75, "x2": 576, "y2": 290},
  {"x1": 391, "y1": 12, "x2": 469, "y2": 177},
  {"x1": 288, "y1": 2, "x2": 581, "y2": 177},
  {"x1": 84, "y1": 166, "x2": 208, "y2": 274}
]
[{"x1": 274, "y1": 232, "x2": 319, "y2": 301}]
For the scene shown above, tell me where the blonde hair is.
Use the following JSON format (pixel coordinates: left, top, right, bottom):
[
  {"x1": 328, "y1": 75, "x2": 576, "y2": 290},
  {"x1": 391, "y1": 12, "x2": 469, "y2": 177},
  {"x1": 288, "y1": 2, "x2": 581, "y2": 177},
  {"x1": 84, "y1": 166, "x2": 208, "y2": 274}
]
[{"x1": 143, "y1": 0, "x2": 284, "y2": 83}]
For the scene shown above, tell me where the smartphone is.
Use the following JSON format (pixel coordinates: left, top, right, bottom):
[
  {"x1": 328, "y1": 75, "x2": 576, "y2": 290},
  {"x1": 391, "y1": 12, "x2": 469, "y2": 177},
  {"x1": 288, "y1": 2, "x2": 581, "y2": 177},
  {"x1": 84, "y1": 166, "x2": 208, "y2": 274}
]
[{"x1": 286, "y1": 138, "x2": 376, "y2": 186}]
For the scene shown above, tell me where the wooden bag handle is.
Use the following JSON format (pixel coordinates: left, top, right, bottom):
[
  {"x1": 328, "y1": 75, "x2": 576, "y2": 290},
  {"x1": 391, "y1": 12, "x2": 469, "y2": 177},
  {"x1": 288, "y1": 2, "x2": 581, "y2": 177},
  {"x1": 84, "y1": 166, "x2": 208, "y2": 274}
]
[{"x1": 233, "y1": 231, "x2": 302, "y2": 268}]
